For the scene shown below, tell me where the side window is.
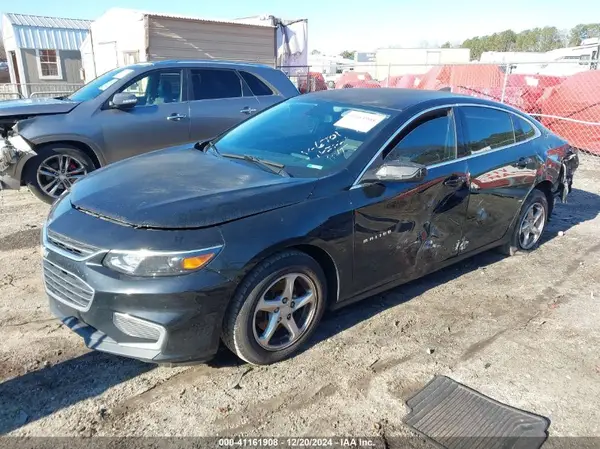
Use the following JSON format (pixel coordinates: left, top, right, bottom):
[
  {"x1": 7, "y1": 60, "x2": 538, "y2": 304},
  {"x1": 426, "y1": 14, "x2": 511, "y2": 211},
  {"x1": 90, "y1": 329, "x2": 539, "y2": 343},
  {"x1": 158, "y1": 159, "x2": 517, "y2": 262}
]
[
  {"x1": 239, "y1": 71, "x2": 274, "y2": 96},
  {"x1": 460, "y1": 106, "x2": 515, "y2": 153},
  {"x1": 386, "y1": 109, "x2": 457, "y2": 166},
  {"x1": 190, "y1": 69, "x2": 242, "y2": 100},
  {"x1": 512, "y1": 115, "x2": 536, "y2": 142},
  {"x1": 119, "y1": 70, "x2": 182, "y2": 106}
]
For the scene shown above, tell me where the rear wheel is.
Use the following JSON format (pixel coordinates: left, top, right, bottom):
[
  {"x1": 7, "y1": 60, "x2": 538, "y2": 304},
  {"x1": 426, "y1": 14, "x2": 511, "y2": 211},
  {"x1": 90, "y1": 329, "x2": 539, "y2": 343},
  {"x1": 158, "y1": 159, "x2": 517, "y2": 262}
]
[
  {"x1": 221, "y1": 250, "x2": 327, "y2": 365},
  {"x1": 500, "y1": 189, "x2": 548, "y2": 256},
  {"x1": 24, "y1": 143, "x2": 95, "y2": 204}
]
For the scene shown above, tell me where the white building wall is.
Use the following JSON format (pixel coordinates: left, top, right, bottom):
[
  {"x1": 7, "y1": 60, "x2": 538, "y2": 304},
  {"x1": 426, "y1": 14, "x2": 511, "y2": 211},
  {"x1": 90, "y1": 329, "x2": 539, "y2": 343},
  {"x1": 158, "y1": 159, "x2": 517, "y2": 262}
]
[
  {"x1": 375, "y1": 48, "x2": 471, "y2": 79},
  {"x1": 81, "y1": 8, "x2": 147, "y2": 82}
]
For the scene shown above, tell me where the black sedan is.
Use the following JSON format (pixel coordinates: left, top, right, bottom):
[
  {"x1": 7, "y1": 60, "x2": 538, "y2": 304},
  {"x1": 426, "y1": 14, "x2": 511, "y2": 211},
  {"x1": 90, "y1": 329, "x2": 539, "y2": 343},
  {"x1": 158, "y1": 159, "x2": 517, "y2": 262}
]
[{"x1": 42, "y1": 89, "x2": 579, "y2": 365}]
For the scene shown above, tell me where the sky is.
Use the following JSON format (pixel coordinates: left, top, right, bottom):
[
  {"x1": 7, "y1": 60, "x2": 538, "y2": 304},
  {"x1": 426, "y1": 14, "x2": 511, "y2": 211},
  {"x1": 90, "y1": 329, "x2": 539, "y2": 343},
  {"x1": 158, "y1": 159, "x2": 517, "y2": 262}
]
[{"x1": 3, "y1": 0, "x2": 600, "y2": 54}]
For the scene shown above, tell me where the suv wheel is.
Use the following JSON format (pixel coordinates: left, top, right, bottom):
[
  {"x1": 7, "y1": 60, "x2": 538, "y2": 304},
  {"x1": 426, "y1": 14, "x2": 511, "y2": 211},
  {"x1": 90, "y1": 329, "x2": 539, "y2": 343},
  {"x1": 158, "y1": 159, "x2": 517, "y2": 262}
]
[
  {"x1": 222, "y1": 250, "x2": 327, "y2": 365},
  {"x1": 24, "y1": 143, "x2": 95, "y2": 204}
]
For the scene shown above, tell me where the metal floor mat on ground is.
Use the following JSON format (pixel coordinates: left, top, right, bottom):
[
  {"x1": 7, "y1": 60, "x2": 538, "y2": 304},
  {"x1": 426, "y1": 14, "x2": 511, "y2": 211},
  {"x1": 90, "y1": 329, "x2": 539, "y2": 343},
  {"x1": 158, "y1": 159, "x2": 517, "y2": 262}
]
[{"x1": 403, "y1": 375, "x2": 550, "y2": 449}]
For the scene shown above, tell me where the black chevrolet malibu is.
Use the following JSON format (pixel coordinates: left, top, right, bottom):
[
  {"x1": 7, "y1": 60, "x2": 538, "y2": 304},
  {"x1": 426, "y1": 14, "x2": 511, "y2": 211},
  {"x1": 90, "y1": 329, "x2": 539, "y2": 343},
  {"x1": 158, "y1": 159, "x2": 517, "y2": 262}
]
[{"x1": 42, "y1": 89, "x2": 579, "y2": 365}]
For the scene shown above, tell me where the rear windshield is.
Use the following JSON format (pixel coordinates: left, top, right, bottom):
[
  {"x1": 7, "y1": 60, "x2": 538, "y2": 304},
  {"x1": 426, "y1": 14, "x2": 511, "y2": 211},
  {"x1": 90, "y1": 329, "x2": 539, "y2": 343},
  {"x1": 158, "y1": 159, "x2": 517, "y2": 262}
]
[
  {"x1": 212, "y1": 97, "x2": 392, "y2": 177},
  {"x1": 68, "y1": 68, "x2": 136, "y2": 102}
]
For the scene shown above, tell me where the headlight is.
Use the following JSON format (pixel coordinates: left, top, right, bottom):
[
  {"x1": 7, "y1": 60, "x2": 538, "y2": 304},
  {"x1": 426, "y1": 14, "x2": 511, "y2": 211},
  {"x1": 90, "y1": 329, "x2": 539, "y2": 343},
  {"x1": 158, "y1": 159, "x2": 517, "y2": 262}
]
[{"x1": 103, "y1": 246, "x2": 222, "y2": 277}]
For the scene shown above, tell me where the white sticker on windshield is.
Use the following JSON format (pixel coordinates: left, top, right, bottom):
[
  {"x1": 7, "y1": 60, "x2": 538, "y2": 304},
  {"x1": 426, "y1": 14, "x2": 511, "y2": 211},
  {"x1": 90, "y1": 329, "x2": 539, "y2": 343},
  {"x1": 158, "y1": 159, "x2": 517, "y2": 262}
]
[
  {"x1": 334, "y1": 110, "x2": 387, "y2": 133},
  {"x1": 113, "y1": 69, "x2": 134, "y2": 79},
  {"x1": 98, "y1": 79, "x2": 119, "y2": 91}
]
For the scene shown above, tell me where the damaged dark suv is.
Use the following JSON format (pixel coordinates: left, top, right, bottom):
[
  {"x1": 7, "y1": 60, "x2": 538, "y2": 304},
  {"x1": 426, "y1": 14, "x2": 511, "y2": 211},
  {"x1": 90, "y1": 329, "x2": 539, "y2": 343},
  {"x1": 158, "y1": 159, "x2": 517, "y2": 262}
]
[
  {"x1": 42, "y1": 89, "x2": 578, "y2": 365},
  {"x1": 0, "y1": 60, "x2": 299, "y2": 203}
]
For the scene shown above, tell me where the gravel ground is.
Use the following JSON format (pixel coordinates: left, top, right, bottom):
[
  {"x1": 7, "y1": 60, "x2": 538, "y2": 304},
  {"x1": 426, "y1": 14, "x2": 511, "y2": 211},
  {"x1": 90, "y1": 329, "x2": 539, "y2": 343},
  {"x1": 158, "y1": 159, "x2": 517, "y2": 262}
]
[{"x1": 1, "y1": 156, "x2": 599, "y2": 443}]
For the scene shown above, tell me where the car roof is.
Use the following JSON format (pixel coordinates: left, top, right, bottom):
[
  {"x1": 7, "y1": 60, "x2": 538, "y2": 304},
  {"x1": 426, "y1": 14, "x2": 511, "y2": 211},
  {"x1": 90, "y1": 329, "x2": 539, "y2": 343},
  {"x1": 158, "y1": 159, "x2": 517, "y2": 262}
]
[
  {"x1": 302, "y1": 88, "x2": 509, "y2": 112},
  {"x1": 138, "y1": 60, "x2": 274, "y2": 70}
]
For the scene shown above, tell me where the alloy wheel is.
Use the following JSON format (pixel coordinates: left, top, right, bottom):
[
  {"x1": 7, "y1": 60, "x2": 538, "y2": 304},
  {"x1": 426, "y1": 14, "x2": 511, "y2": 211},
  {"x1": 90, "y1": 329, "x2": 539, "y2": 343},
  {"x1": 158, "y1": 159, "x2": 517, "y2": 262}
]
[
  {"x1": 518, "y1": 202, "x2": 546, "y2": 250},
  {"x1": 252, "y1": 273, "x2": 318, "y2": 351},
  {"x1": 36, "y1": 154, "x2": 87, "y2": 198}
]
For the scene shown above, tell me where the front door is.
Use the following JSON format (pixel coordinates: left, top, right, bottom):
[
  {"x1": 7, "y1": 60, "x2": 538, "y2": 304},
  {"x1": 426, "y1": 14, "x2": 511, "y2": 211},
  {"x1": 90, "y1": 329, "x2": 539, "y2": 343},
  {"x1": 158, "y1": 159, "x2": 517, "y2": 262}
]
[
  {"x1": 100, "y1": 68, "x2": 190, "y2": 163},
  {"x1": 188, "y1": 68, "x2": 261, "y2": 142},
  {"x1": 351, "y1": 107, "x2": 470, "y2": 295}
]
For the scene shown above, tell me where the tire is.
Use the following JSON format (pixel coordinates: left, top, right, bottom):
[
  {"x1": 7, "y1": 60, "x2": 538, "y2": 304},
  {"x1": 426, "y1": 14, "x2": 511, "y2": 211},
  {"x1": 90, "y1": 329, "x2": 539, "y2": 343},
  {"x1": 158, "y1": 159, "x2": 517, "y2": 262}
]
[
  {"x1": 222, "y1": 250, "x2": 327, "y2": 365},
  {"x1": 23, "y1": 143, "x2": 96, "y2": 204},
  {"x1": 499, "y1": 188, "x2": 549, "y2": 256}
]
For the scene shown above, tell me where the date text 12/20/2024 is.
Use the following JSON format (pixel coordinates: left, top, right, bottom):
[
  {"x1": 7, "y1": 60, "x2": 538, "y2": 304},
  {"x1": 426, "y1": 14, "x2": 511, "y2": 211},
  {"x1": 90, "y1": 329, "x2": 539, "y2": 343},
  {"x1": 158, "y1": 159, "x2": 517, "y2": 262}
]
[{"x1": 218, "y1": 438, "x2": 378, "y2": 447}]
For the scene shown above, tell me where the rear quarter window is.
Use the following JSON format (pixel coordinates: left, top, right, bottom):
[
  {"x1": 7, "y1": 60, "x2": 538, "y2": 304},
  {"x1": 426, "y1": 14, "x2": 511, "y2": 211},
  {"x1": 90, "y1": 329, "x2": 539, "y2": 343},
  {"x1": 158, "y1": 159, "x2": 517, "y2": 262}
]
[
  {"x1": 512, "y1": 115, "x2": 537, "y2": 142},
  {"x1": 240, "y1": 71, "x2": 274, "y2": 96}
]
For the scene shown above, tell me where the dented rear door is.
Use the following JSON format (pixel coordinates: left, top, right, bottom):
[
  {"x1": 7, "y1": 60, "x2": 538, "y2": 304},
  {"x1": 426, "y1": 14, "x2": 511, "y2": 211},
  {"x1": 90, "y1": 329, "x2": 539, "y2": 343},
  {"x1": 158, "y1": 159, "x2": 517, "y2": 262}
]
[{"x1": 457, "y1": 106, "x2": 539, "y2": 252}]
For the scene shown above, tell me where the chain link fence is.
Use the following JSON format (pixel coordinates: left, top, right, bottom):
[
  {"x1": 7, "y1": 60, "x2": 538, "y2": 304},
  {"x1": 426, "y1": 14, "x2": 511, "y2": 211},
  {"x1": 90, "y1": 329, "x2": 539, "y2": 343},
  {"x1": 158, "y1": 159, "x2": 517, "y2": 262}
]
[
  {"x1": 0, "y1": 83, "x2": 83, "y2": 100},
  {"x1": 280, "y1": 61, "x2": 600, "y2": 161}
]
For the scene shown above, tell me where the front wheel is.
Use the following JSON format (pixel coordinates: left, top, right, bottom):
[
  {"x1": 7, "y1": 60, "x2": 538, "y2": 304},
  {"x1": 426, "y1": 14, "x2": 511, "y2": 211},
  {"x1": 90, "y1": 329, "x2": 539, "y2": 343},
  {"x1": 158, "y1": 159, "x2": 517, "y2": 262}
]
[
  {"x1": 500, "y1": 189, "x2": 548, "y2": 256},
  {"x1": 24, "y1": 143, "x2": 95, "y2": 204},
  {"x1": 221, "y1": 250, "x2": 327, "y2": 365}
]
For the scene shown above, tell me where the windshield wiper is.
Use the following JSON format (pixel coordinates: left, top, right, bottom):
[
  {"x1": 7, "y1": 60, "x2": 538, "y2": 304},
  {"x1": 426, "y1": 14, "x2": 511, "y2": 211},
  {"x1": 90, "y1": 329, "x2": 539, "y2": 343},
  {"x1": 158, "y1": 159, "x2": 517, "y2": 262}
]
[
  {"x1": 221, "y1": 153, "x2": 291, "y2": 177},
  {"x1": 194, "y1": 140, "x2": 221, "y2": 156}
]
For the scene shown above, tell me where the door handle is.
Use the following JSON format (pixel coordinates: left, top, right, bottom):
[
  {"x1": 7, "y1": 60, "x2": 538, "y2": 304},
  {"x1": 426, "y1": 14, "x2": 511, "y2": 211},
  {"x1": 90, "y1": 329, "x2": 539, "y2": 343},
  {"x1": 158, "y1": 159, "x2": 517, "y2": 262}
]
[
  {"x1": 516, "y1": 157, "x2": 531, "y2": 168},
  {"x1": 443, "y1": 174, "x2": 467, "y2": 188},
  {"x1": 167, "y1": 114, "x2": 187, "y2": 121},
  {"x1": 240, "y1": 107, "x2": 257, "y2": 115}
]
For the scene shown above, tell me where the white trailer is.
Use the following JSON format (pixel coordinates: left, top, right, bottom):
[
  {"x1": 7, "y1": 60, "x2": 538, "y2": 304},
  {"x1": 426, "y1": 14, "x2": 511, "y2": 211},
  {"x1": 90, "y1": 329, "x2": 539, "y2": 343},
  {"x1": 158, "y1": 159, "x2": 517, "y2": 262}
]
[
  {"x1": 80, "y1": 8, "x2": 277, "y2": 83},
  {"x1": 232, "y1": 15, "x2": 308, "y2": 76}
]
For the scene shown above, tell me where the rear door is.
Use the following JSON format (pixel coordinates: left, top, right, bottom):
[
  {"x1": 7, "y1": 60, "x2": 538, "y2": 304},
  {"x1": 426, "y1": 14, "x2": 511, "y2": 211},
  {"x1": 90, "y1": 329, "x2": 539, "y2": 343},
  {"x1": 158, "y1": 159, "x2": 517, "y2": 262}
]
[
  {"x1": 187, "y1": 68, "x2": 261, "y2": 142},
  {"x1": 350, "y1": 107, "x2": 470, "y2": 294},
  {"x1": 457, "y1": 105, "x2": 540, "y2": 252},
  {"x1": 100, "y1": 68, "x2": 190, "y2": 163}
]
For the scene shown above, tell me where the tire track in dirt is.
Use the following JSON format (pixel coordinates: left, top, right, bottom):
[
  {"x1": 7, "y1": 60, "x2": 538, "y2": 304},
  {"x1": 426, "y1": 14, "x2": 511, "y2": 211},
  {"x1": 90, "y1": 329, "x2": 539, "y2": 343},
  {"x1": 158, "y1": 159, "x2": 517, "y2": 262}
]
[{"x1": 213, "y1": 382, "x2": 338, "y2": 435}]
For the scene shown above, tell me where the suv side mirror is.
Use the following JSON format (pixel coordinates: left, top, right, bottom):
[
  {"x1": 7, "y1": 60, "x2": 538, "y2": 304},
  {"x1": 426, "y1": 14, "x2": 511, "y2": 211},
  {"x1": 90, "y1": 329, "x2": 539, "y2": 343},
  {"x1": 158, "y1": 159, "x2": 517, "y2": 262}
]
[
  {"x1": 362, "y1": 160, "x2": 427, "y2": 184},
  {"x1": 110, "y1": 93, "x2": 138, "y2": 109}
]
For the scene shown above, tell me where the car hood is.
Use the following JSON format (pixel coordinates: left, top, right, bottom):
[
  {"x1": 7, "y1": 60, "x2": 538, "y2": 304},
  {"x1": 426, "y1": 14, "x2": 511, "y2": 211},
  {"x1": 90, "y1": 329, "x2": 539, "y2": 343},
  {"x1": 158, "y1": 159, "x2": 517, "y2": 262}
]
[
  {"x1": 69, "y1": 146, "x2": 316, "y2": 229},
  {"x1": 0, "y1": 97, "x2": 80, "y2": 118}
]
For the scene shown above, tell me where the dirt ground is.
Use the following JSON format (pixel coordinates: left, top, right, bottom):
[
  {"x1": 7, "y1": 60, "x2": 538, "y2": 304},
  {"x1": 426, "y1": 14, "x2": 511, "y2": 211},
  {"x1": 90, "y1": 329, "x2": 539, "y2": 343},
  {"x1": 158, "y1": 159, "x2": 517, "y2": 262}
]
[{"x1": 1, "y1": 155, "x2": 599, "y2": 443}]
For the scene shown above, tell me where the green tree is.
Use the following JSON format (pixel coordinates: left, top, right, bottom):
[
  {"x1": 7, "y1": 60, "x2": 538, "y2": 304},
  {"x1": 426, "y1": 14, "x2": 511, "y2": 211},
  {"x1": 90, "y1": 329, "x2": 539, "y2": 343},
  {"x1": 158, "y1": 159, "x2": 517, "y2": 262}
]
[
  {"x1": 568, "y1": 23, "x2": 600, "y2": 46},
  {"x1": 441, "y1": 41, "x2": 452, "y2": 48},
  {"x1": 461, "y1": 36, "x2": 485, "y2": 60},
  {"x1": 538, "y1": 26, "x2": 565, "y2": 51},
  {"x1": 339, "y1": 50, "x2": 356, "y2": 60},
  {"x1": 497, "y1": 30, "x2": 517, "y2": 51},
  {"x1": 311, "y1": 49, "x2": 322, "y2": 55}
]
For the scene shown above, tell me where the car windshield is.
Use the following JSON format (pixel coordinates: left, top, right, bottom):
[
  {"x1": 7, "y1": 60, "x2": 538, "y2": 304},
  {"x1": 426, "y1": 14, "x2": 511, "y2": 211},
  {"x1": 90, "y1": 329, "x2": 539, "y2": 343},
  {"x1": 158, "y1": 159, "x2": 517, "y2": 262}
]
[
  {"x1": 67, "y1": 67, "x2": 137, "y2": 102},
  {"x1": 212, "y1": 97, "x2": 392, "y2": 177}
]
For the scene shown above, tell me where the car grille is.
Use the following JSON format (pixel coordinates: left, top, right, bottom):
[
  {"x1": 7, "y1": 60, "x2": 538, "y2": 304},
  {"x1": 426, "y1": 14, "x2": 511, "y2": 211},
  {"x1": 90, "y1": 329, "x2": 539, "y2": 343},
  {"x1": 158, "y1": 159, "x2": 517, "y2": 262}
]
[
  {"x1": 43, "y1": 259, "x2": 95, "y2": 311},
  {"x1": 46, "y1": 229, "x2": 99, "y2": 258}
]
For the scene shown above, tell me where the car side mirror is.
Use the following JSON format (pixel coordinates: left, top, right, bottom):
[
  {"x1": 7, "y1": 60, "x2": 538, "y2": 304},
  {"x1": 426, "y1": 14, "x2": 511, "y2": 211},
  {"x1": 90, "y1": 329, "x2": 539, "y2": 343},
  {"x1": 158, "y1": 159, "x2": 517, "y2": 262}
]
[
  {"x1": 110, "y1": 93, "x2": 138, "y2": 110},
  {"x1": 362, "y1": 160, "x2": 427, "y2": 184}
]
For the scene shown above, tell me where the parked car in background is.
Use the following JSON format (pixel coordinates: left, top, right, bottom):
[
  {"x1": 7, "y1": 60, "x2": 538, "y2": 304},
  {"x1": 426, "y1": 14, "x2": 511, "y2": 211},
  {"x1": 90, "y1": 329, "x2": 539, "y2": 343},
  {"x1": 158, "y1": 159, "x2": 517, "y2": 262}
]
[
  {"x1": 0, "y1": 60, "x2": 299, "y2": 203},
  {"x1": 42, "y1": 89, "x2": 578, "y2": 366}
]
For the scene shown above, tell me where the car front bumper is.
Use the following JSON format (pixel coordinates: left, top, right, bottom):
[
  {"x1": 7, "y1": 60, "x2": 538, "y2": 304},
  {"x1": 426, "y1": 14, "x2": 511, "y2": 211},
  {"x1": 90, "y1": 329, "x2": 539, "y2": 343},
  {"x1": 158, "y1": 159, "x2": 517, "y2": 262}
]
[
  {"x1": 0, "y1": 135, "x2": 36, "y2": 190},
  {"x1": 42, "y1": 230, "x2": 235, "y2": 365}
]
